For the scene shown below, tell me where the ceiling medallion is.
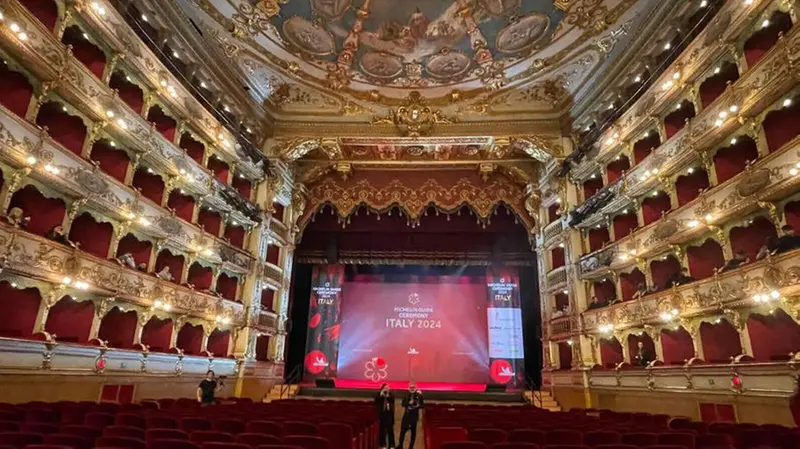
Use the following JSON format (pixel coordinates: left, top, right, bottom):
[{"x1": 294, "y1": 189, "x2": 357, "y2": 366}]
[
  {"x1": 310, "y1": 0, "x2": 352, "y2": 20},
  {"x1": 425, "y1": 48, "x2": 472, "y2": 80},
  {"x1": 360, "y1": 52, "x2": 405, "y2": 80},
  {"x1": 479, "y1": 0, "x2": 522, "y2": 17},
  {"x1": 496, "y1": 13, "x2": 551, "y2": 54},
  {"x1": 283, "y1": 16, "x2": 336, "y2": 56},
  {"x1": 372, "y1": 91, "x2": 457, "y2": 137}
]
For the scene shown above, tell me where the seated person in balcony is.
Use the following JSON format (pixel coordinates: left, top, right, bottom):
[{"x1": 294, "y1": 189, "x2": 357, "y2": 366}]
[
  {"x1": 587, "y1": 296, "x2": 608, "y2": 310},
  {"x1": 757, "y1": 236, "x2": 779, "y2": 260},
  {"x1": 775, "y1": 225, "x2": 800, "y2": 254},
  {"x1": 156, "y1": 266, "x2": 174, "y2": 281},
  {"x1": 720, "y1": 251, "x2": 748, "y2": 272},
  {"x1": 46, "y1": 225, "x2": 75, "y2": 247},
  {"x1": 117, "y1": 253, "x2": 137, "y2": 270},
  {"x1": 5, "y1": 207, "x2": 31, "y2": 229},
  {"x1": 137, "y1": 262, "x2": 147, "y2": 271},
  {"x1": 551, "y1": 306, "x2": 564, "y2": 318},
  {"x1": 666, "y1": 267, "x2": 694, "y2": 288},
  {"x1": 632, "y1": 283, "x2": 648, "y2": 300},
  {"x1": 633, "y1": 341, "x2": 654, "y2": 367}
]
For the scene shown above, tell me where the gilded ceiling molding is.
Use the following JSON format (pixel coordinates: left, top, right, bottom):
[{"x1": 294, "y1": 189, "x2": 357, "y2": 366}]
[{"x1": 371, "y1": 92, "x2": 458, "y2": 137}]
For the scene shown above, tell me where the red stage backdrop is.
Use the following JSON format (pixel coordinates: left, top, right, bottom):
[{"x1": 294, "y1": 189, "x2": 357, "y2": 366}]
[
  {"x1": 337, "y1": 276, "x2": 489, "y2": 384},
  {"x1": 303, "y1": 265, "x2": 344, "y2": 380},
  {"x1": 486, "y1": 268, "x2": 526, "y2": 388}
]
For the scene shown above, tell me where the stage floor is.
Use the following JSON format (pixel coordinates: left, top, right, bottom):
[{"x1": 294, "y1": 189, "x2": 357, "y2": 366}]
[{"x1": 330, "y1": 380, "x2": 488, "y2": 392}]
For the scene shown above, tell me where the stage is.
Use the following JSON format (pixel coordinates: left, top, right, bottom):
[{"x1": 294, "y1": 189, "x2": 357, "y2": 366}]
[{"x1": 297, "y1": 380, "x2": 526, "y2": 403}]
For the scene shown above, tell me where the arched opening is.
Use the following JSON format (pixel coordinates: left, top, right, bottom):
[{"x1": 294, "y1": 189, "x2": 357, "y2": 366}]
[
  {"x1": 633, "y1": 132, "x2": 661, "y2": 165},
  {"x1": 729, "y1": 216, "x2": 778, "y2": 262},
  {"x1": 266, "y1": 243, "x2": 280, "y2": 265},
  {"x1": 747, "y1": 309, "x2": 800, "y2": 361},
  {"x1": 175, "y1": 323, "x2": 204, "y2": 355},
  {"x1": 700, "y1": 320, "x2": 743, "y2": 363},
  {"x1": 109, "y1": 71, "x2": 145, "y2": 114},
  {"x1": 225, "y1": 224, "x2": 246, "y2": 249},
  {"x1": 762, "y1": 95, "x2": 800, "y2": 153},
  {"x1": 698, "y1": 62, "x2": 740, "y2": 108},
  {"x1": 686, "y1": 239, "x2": 726, "y2": 281},
  {"x1": 35, "y1": 102, "x2": 87, "y2": 156},
  {"x1": 273, "y1": 203, "x2": 285, "y2": 222},
  {"x1": 650, "y1": 255, "x2": 684, "y2": 291},
  {"x1": 255, "y1": 334, "x2": 271, "y2": 361},
  {"x1": 206, "y1": 329, "x2": 231, "y2": 357},
  {"x1": 612, "y1": 212, "x2": 638, "y2": 241},
  {"x1": 141, "y1": 316, "x2": 173, "y2": 353},
  {"x1": 785, "y1": 200, "x2": 800, "y2": 232},
  {"x1": 588, "y1": 227, "x2": 610, "y2": 252},
  {"x1": 61, "y1": 26, "x2": 106, "y2": 78},
  {"x1": 167, "y1": 190, "x2": 196, "y2": 223},
  {"x1": 583, "y1": 177, "x2": 603, "y2": 200},
  {"x1": 0, "y1": 282, "x2": 41, "y2": 338},
  {"x1": 187, "y1": 262, "x2": 214, "y2": 291},
  {"x1": 619, "y1": 268, "x2": 646, "y2": 302},
  {"x1": 557, "y1": 341, "x2": 572, "y2": 370},
  {"x1": 216, "y1": 273, "x2": 239, "y2": 302},
  {"x1": 627, "y1": 333, "x2": 656, "y2": 367},
  {"x1": 90, "y1": 140, "x2": 130, "y2": 183},
  {"x1": 547, "y1": 204, "x2": 560, "y2": 223},
  {"x1": 675, "y1": 167, "x2": 710, "y2": 206},
  {"x1": 8, "y1": 185, "x2": 66, "y2": 237},
  {"x1": 45, "y1": 296, "x2": 94, "y2": 344},
  {"x1": 551, "y1": 247, "x2": 565, "y2": 269},
  {"x1": 18, "y1": 0, "x2": 59, "y2": 31},
  {"x1": 154, "y1": 249, "x2": 185, "y2": 284},
  {"x1": 592, "y1": 279, "x2": 616, "y2": 305},
  {"x1": 179, "y1": 134, "x2": 205, "y2": 165},
  {"x1": 116, "y1": 233, "x2": 152, "y2": 270},
  {"x1": 599, "y1": 337, "x2": 623, "y2": 369},
  {"x1": 68, "y1": 213, "x2": 113, "y2": 259},
  {"x1": 0, "y1": 61, "x2": 34, "y2": 118},
  {"x1": 641, "y1": 191, "x2": 671, "y2": 225},
  {"x1": 97, "y1": 307, "x2": 138, "y2": 349},
  {"x1": 146, "y1": 105, "x2": 178, "y2": 142},
  {"x1": 713, "y1": 136, "x2": 759, "y2": 183},
  {"x1": 664, "y1": 101, "x2": 696, "y2": 139},
  {"x1": 197, "y1": 207, "x2": 222, "y2": 236},
  {"x1": 207, "y1": 155, "x2": 230, "y2": 184},
  {"x1": 661, "y1": 327, "x2": 695, "y2": 365},
  {"x1": 743, "y1": 11, "x2": 794, "y2": 67},
  {"x1": 606, "y1": 156, "x2": 630, "y2": 184},
  {"x1": 233, "y1": 176, "x2": 252, "y2": 200},
  {"x1": 131, "y1": 167, "x2": 165, "y2": 205}
]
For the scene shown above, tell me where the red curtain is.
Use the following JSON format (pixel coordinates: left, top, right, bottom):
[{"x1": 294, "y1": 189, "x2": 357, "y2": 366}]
[
  {"x1": 132, "y1": 168, "x2": 165, "y2": 205},
  {"x1": 551, "y1": 247, "x2": 565, "y2": 269},
  {"x1": 97, "y1": 307, "x2": 137, "y2": 349},
  {"x1": 762, "y1": 97, "x2": 800, "y2": 153},
  {"x1": 175, "y1": 323, "x2": 203, "y2": 355},
  {"x1": 36, "y1": 102, "x2": 87, "y2": 156},
  {"x1": 9, "y1": 185, "x2": 66, "y2": 237},
  {"x1": 633, "y1": 133, "x2": 661, "y2": 164},
  {"x1": 141, "y1": 317, "x2": 173, "y2": 353},
  {"x1": 641, "y1": 193, "x2": 671, "y2": 225},
  {"x1": 19, "y1": 0, "x2": 59, "y2": 31},
  {"x1": 588, "y1": 227, "x2": 610, "y2": 252},
  {"x1": 606, "y1": 157, "x2": 630, "y2": 184},
  {"x1": 167, "y1": 191, "x2": 195, "y2": 222},
  {"x1": 558, "y1": 342, "x2": 572, "y2": 370},
  {"x1": 116, "y1": 234, "x2": 152, "y2": 268},
  {"x1": 583, "y1": 178, "x2": 603, "y2": 199},
  {"x1": 208, "y1": 156, "x2": 230, "y2": 184},
  {"x1": 599, "y1": 338, "x2": 623, "y2": 368},
  {"x1": 785, "y1": 201, "x2": 800, "y2": 232},
  {"x1": 661, "y1": 327, "x2": 695, "y2": 365},
  {"x1": 207, "y1": 329, "x2": 231, "y2": 357},
  {"x1": 109, "y1": 72, "x2": 144, "y2": 114},
  {"x1": 699, "y1": 63, "x2": 740, "y2": 108},
  {"x1": 90, "y1": 141, "x2": 130, "y2": 183},
  {"x1": 593, "y1": 280, "x2": 616, "y2": 303},
  {"x1": 146, "y1": 105, "x2": 177, "y2": 142},
  {"x1": 613, "y1": 214, "x2": 638, "y2": 240},
  {"x1": 155, "y1": 250, "x2": 185, "y2": 282},
  {"x1": 273, "y1": 203, "x2": 285, "y2": 221},
  {"x1": 627, "y1": 333, "x2": 656, "y2": 365},
  {"x1": 261, "y1": 288, "x2": 275, "y2": 311},
  {"x1": 180, "y1": 134, "x2": 206, "y2": 164},
  {"x1": 664, "y1": 102, "x2": 696, "y2": 139},
  {"x1": 233, "y1": 176, "x2": 252, "y2": 200},
  {"x1": 61, "y1": 26, "x2": 106, "y2": 79},
  {"x1": 675, "y1": 169, "x2": 710, "y2": 206},
  {"x1": 730, "y1": 216, "x2": 777, "y2": 261},
  {"x1": 226, "y1": 225, "x2": 246, "y2": 249},
  {"x1": 620, "y1": 269, "x2": 645, "y2": 301},
  {"x1": 650, "y1": 256, "x2": 682, "y2": 290},
  {"x1": 187, "y1": 263, "x2": 213, "y2": 290},
  {"x1": 746, "y1": 310, "x2": 800, "y2": 361},
  {"x1": 743, "y1": 12, "x2": 793, "y2": 67},
  {"x1": 687, "y1": 239, "x2": 725, "y2": 280},
  {"x1": 0, "y1": 282, "x2": 41, "y2": 338},
  {"x1": 713, "y1": 136, "x2": 759, "y2": 183},
  {"x1": 700, "y1": 321, "x2": 743, "y2": 363},
  {"x1": 216, "y1": 273, "x2": 238, "y2": 302},
  {"x1": 45, "y1": 297, "x2": 94, "y2": 344},
  {"x1": 198, "y1": 208, "x2": 222, "y2": 236},
  {"x1": 0, "y1": 62, "x2": 34, "y2": 118},
  {"x1": 68, "y1": 213, "x2": 113, "y2": 259},
  {"x1": 255, "y1": 335, "x2": 270, "y2": 361}
]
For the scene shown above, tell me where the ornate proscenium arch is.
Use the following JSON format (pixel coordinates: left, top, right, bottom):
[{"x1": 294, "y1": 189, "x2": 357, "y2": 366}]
[{"x1": 295, "y1": 169, "x2": 538, "y2": 241}]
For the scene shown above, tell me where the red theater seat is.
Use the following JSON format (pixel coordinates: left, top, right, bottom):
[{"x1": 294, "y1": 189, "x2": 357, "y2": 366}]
[
  {"x1": 58, "y1": 427, "x2": 100, "y2": 441},
  {"x1": 583, "y1": 432, "x2": 620, "y2": 447},
  {"x1": 244, "y1": 423, "x2": 281, "y2": 437},
  {"x1": 0, "y1": 425, "x2": 17, "y2": 433},
  {"x1": 281, "y1": 437, "x2": 329, "y2": 449},
  {"x1": 508, "y1": 431, "x2": 545, "y2": 445},
  {"x1": 23, "y1": 445, "x2": 74, "y2": 449},
  {"x1": 148, "y1": 439, "x2": 201, "y2": 449},
  {"x1": 43, "y1": 434, "x2": 93, "y2": 449},
  {"x1": 181, "y1": 420, "x2": 212, "y2": 433},
  {"x1": 84, "y1": 414, "x2": 115, "y2": 430},
  {"x1": 620, "y1": 433, "x2": 658, "y2": 446},
  {"x1": 282, "y1": 423, "x2": 316, "y2": 437},
  {"x1": 20, "y1": 424, "x2": 58, "y2": 435},
  {"x1": 214, "y1": 421, "x2": 245, "y2": 435},
  {"x1": 146, "y1": 417, "x2": 178, "y2": 430},
  {"x1": 190, "y1": 432, "x2": 234, "y2": 444},
  {"x1": 441, "y1": 442, "x2": 488, "y2": 449},
  {"x1": 545, "y1": 431, "x2": 582, "y2": 446},
  {"x1": 255, "y1": 445, "x2": 304, "y2": 449},
  {"x1": 657, "y1": 432, "x2": 695, "y2": 449},
  {"x1": 0, "y1": 433, "x2": 44, "y2": 449},
  {"x1": 695, "y1": 434, "x2": 732, "y2": 449},
  {"x1": 115, "y1": 415, "x2": 146, "y2": 429},
  {"x1": 103, "y1": 427, "x2": 145, "y2": 440},
  {"x1": 470, "y1": 429, "x2": 507, "y2": 446},
  {"x1": 317, "y1": 423, "x2": 355, "y2": 449},
  {"x1": 146, "y1": 429, "x2": 189, "y2": 442},
  {"x1": 428, "y1": 427, "x2": 469, "y2": 449},
  {"x1": 94, "y1": 437, "x2": 146, "y2": 449},
  {"x1": 491, "y1": 444, "x2": 540, "y2": 449},
  {"x1": 236, "y1": 434, "x2": 281, "y2": 448},
  {"x1": 201, "y1": 443, "x2": 251, "y2": 449}
]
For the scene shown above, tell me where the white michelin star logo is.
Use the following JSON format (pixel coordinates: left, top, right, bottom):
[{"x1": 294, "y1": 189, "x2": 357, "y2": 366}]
[
  {"x1": 408, "y1": 292, "x2": 420, "y2": 305},
  {"x1": 500, "y1": 366, "x2": 513, "y2": 377},
  {"x1": 408, "y1": 347, "x2": 419, "y2": 355},
  {"x1": 313, "y1": 356, "x2": 328, "y2": 367}
]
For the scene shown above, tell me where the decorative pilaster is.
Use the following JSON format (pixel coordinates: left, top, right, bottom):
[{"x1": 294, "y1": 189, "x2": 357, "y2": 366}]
[
  {"x1": 134, "y1": 311, "x2": 152, "y2": 346},
  {"x1": 201, "y1": 326, "x2": 212, "y2": 353},
  {"x1": 102, "y1": 52, "x2": 125, "y2": 84},
  {"x1": 89, "y1": 297, "x2": 114, "y2": 341},
  {"x1": 62, "y1": 197, "x2": 88, "y2": 232},
  {"x1": 0, "y1": 167, "x2": 32, "y2": 213}
]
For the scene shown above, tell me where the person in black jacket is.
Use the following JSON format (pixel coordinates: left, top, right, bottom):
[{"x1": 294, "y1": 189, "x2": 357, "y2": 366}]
[
  {"x1": 397, "y1": 383, "x2": 424, "y2": 449},
  {"x1": 375, "y1": 383, "x2": 395, "y2": 449}
]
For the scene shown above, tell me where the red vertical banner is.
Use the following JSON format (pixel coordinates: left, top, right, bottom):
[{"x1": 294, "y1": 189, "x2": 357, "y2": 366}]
[
  {"x1": 486, "y1": 267, "x2": 526, "y2": 389},
  {"x1": 303, "y1": 264, "x2": 344, "y2": 381}
]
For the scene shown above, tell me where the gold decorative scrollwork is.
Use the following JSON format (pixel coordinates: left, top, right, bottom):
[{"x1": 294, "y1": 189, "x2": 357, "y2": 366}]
[{"x1": 371, "y1": 92, "x2": 458, "y2": 137}]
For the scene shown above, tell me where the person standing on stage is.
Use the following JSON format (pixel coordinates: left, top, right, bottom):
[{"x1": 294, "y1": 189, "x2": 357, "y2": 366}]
[
  {"x1": 197, "y1": 370, "x2": 222, "y2": 406},
  {"x1": 375, "y1": 383, "x2": 396, "y2": 449},
  {"x1": 397, "y1": 383, "x2": 424, "y2": 449}
]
